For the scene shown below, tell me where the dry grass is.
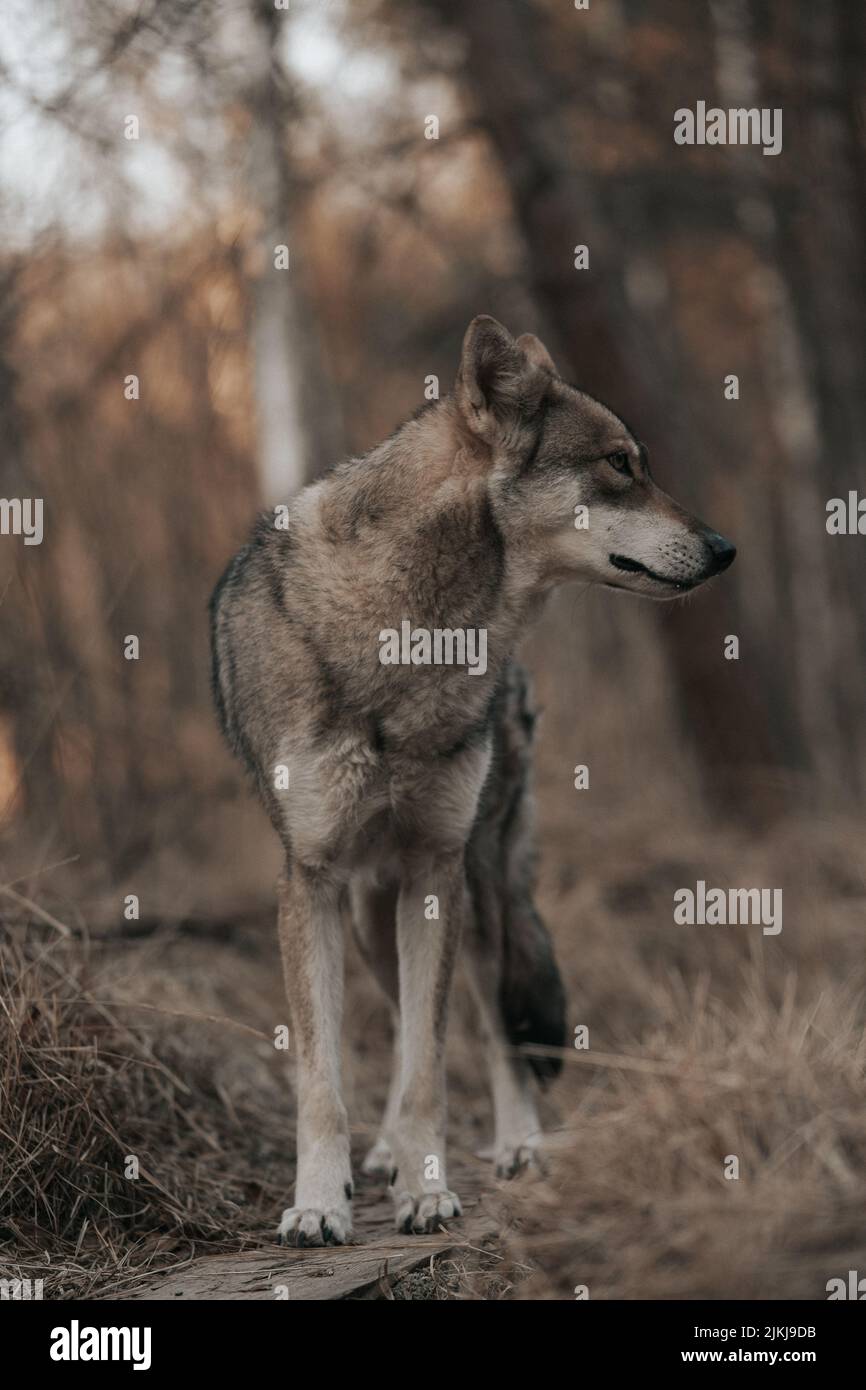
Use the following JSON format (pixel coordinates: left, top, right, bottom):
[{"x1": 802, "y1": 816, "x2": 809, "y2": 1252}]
[
  {"x1": 0, "y1": 920, "x2": 293, "y2": 1299},
  {"x1": 495, "y1": 809, "x2": 866, "y2": 1300},
  {"x1": 2, "y1": 808, "x2": 865, "y2": 1300},
  {"x1": 502, "y1": 979, "x2": 866, "y2": 1299}
]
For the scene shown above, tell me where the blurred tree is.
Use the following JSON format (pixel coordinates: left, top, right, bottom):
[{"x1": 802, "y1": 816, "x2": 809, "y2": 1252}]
[
  {"x1": 422, "y1": 0, "x2": 866, "y2": 813},
  {"x1": 242, "y1": 0, "x2": 343, "y2": 500},
  {"x1": 2, "y1": 0, "x2": 865, "y2": 906}
]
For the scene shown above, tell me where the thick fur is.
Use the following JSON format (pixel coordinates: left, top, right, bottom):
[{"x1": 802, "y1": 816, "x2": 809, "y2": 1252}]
[{"x1": 210, "y1": 315, "x2": 734, "y2": 1243}]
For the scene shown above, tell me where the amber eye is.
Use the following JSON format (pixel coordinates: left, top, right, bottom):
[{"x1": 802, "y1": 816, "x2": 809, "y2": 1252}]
[{"x1": 606, "y1": 451, "x2": 630, "y2": 472}]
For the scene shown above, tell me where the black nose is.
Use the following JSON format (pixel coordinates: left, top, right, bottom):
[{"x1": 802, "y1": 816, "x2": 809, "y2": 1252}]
[{"x1": 705, "y1": 531, "x2": 736, "y2": 574}]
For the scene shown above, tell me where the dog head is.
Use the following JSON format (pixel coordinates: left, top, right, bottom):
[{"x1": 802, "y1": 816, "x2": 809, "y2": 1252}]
[{"x1": 455, "y1": 315, "x2": 735, "y2": 597}]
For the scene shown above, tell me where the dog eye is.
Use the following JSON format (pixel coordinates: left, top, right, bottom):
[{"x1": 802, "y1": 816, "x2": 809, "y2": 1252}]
[{"x1": 606, "y1": 451, "x2": 630, "y2": 472}]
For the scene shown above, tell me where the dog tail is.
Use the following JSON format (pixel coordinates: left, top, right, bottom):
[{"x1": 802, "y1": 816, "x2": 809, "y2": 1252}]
[
  {"x1": 469, "y1": 660, "x2": 567, "y2": 1085},
  {"x1": 500, "y1": 897, "x2": 567, "y2": 1086}
]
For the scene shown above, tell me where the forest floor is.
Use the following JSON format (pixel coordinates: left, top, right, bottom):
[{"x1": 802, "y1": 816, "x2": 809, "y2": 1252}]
[
  {"x1": 3, "y1": 802, "x2": 866, "y2": 1300},
  {"x1": 0, "y1": 912, "x2": 522, "y2": 1301}
]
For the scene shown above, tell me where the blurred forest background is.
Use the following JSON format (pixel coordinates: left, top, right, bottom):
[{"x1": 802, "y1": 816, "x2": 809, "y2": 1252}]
[{"x1": 1, "y1": 0, "x2": 866, "y2": 1300}]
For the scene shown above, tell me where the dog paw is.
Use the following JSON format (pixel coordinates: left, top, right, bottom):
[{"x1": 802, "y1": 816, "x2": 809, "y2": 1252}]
[
  {"x1": 278, "y1": 1205, "x2": 351, "y2": 1247},
  {"x1": 392, "y1": 1189, "x2": 462, "y2": 1235},
  {"x1": 494, "y1": 1142, "x2": 546, "y2": 1180},
  {"x1": 361, "y1": 1137, "x2": 394, "y2": 1179}
]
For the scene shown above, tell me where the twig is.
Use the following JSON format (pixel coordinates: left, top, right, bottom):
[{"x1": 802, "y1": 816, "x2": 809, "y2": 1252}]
[{"x1": 0, "y1": 885, "x2": 71, "y2": 937}]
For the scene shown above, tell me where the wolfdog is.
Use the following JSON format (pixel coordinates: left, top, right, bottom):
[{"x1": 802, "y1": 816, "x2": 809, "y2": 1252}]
[{"x1": 210, "y1": 315, "x2": 735, "y2": 1245}]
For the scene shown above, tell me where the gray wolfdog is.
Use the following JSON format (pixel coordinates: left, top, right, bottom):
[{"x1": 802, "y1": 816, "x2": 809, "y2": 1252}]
[{"x1": 210, "y1": 315, "x2": 735, "y2": 1245}]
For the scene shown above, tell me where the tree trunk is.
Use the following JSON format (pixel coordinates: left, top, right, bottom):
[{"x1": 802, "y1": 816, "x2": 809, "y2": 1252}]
[
  {"x1": 427, "y1": 0, "x2": 782, "y2": 812},
  {"x1": 244, "y1": 0, "x2": 343, "y2": 502}
]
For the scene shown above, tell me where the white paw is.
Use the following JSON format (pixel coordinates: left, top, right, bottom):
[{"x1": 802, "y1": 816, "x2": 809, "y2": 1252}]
[
  {"x1": 392, "y1": 1188, "x2": 462, "y2": 1235},
  {"x1": 361, "y1": 1137, "x2": 394, "y2": 1179},
  {"x1": 278, "y1": 1204, "x2": 352, "y2": 1247},
  {"x1": 494, "y1": 1140, "x2": 546, "y2": 1180}
]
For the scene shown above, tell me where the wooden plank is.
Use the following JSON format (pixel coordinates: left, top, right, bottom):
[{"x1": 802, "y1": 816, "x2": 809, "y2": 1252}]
[
  {"x1": 117, "y1": 1164, "x2": 495, "y2": 1300},
  {"x1": 119, "y1": 1232, "x2": 466, "y2": 1301}
]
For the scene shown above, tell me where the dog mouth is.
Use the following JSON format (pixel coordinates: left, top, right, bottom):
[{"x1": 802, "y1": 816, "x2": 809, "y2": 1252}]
[{"x1": 608, "y1": 554, "x2": 696, "y2": 591}]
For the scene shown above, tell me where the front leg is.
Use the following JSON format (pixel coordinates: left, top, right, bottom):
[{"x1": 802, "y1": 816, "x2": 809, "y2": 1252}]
[
  {"x1": 387, "y1": 852, "x2": 465, "y2": 1234},
  {"x1": 276, "y1": 865, "x2": 353, "y2": 1246}
]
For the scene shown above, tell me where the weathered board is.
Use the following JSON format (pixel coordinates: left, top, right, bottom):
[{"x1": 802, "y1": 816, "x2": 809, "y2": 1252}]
[
  {"x1": 119, "y1": 1232, "x2": 465, "y2": 1300},
  {"x1": 117, "y1": 1160, "x2": 497, "y2": 1301}
]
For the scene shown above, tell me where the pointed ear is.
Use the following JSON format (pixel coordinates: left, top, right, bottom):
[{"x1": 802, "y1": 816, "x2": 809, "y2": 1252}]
[
  {"x1": 456, "y1": 315, "x2": 548, "y2": 441},
  {"x1": 516, "y1": 332, "x2": 558, "y2": 377}
]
